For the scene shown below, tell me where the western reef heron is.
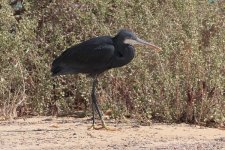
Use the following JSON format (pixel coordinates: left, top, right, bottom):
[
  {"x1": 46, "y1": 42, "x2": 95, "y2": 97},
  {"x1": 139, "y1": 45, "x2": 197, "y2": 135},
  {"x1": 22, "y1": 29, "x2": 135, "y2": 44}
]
[{"x1": 51, "y1": 29, "x2": 161, "y2": 129}]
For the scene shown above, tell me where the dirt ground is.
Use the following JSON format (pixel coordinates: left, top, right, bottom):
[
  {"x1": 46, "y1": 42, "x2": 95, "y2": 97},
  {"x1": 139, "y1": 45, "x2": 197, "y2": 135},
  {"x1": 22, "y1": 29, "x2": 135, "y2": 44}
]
[{"x1": 0, "y1": 117, "x2": 225, "y2": 150}]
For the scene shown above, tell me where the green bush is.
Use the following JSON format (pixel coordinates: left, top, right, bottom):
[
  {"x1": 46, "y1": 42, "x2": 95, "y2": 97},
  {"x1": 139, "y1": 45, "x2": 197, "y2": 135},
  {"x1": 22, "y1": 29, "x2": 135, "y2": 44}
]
[{"x1": 0, "y1": 0, "x2": 224, "y2": 126}]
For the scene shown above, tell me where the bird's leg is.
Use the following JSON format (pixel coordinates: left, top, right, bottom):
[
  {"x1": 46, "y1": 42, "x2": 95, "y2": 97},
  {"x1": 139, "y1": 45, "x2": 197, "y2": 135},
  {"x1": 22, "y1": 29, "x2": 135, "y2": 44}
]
[
  {"x1": 92, "y1": 92, "x2": 95, "y2": 126},
  {"x1": 88, "y1": 78, "x2": 96, "y2": 130},
  {"x1": 91, "y1": 77, "x2": 107, "y2": 129},
  {"x1": 88, "y1": 76, "x2": 117, "y2": 131}
]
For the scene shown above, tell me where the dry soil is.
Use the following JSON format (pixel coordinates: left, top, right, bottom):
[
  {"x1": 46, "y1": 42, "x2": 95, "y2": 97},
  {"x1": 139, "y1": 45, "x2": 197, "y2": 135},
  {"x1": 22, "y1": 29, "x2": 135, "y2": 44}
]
[{"x1": 0, "y1": 117, "x2": 225, "y2": 150}]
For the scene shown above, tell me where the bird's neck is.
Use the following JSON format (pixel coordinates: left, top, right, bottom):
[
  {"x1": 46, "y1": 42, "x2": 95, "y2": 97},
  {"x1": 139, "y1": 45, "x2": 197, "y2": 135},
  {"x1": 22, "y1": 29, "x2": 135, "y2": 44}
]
[{"x1": 112, "y1": 44, "x2": 135, "y2": 68}]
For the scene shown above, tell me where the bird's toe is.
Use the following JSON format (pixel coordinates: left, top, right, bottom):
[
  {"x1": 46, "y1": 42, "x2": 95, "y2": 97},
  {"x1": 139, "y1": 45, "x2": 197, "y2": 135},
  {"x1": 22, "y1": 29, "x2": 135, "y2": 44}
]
[{"x1": 87, "y1": 124, "x2": 119, "y2": 131}]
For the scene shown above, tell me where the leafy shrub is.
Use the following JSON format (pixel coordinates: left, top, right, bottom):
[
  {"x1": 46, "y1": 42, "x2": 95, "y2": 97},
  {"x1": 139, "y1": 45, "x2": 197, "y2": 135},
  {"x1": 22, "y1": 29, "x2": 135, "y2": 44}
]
[{"x1": 0, "y1": 0, "x2": 224, "y2": 126}]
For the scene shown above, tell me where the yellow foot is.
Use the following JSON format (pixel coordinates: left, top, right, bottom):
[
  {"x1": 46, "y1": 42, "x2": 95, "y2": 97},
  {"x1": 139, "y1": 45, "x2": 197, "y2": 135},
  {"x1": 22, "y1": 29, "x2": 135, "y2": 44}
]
[{"x1": 87, "y1": 124, "x2": 119, "y2": 131}]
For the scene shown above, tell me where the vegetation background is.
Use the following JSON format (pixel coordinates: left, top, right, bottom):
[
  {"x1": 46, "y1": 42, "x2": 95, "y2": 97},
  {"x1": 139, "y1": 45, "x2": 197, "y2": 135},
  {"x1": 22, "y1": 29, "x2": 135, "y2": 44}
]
[{"x1": 0, "y1": 0, "x2": 224, "y2": 126}]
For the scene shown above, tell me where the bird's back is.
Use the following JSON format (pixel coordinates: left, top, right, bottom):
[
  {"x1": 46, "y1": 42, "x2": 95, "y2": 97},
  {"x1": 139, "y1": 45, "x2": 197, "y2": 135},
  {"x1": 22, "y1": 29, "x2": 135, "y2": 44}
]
[{"x1": 51, "y1": 36, "x2": 115, "y2": 76}]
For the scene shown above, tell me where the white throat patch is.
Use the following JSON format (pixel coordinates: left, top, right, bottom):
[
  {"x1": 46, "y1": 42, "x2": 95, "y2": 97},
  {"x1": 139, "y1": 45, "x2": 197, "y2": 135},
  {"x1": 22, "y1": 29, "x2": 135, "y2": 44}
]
[{"x1": 123, "y1": 39, "x2": 139, "y2": 45}]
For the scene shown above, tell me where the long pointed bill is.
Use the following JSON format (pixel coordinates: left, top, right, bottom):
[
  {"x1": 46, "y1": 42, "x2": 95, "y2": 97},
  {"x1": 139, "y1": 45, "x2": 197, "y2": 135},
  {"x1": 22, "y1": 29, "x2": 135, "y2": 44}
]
[
  {"x1": 124, "y1": 38, "x2": 162, "y2": 52},
  {"x1": 136, "y1": 38, "x2": 162, "y2": 52}
]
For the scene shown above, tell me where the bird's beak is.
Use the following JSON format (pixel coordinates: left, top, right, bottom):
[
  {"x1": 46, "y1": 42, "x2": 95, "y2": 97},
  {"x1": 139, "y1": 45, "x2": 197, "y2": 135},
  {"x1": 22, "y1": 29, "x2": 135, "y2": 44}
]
[
  {"x1": 136, "y1": 38, "x2": 162, "y2": 52},
  {"x1": 124, "y1": 38, "x2": 162, "y2": 52}
]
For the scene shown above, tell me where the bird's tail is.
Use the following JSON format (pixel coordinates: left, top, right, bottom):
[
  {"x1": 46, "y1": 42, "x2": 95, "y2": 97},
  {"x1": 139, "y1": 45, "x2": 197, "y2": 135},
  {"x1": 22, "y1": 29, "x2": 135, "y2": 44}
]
[
  {"x1": 51, "y1": 60, "x2": 78, "y2": 76},
  {"x1": 51, "y1": 55, "x2": 63, "y2": 76},
  {"x1": 51, "y1": 65, "x2": 62, "y2": 76},
  {"x1": 51, "y1": 52, "x2": 79, "y2": 76}
]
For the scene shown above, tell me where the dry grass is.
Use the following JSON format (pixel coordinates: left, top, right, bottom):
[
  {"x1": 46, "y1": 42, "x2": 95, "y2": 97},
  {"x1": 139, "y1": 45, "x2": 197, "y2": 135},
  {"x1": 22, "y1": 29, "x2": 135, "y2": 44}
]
[{"x1": 0, "y1": 0, "x2": 225, "y2": 126}]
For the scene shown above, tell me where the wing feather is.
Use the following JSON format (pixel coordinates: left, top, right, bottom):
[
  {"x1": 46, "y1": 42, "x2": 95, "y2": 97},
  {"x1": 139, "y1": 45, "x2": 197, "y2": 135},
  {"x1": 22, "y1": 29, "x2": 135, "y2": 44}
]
[{"x1": 51, "y1": 36, "x2": 115, "y2": 75}]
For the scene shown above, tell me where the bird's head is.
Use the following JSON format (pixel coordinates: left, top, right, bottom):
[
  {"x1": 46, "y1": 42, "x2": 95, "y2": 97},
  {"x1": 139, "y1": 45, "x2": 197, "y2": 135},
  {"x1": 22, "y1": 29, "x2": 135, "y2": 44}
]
[{"x1": 116, "y1": 29, "x2": 161, "y2": 51}]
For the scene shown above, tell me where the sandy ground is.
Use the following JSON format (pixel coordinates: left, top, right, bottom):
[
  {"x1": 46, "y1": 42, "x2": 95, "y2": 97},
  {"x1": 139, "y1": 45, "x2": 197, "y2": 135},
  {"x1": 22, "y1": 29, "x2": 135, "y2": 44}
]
[{"x1": 0, "y1": 117, "x2": 225, "y2": 150}]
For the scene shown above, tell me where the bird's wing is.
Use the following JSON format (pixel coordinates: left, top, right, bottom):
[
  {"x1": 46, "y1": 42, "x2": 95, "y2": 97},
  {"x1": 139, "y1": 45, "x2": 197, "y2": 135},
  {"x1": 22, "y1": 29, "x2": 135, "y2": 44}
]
[{"x1": 52, "y1": 36, "x2": 115, "y2": 74}]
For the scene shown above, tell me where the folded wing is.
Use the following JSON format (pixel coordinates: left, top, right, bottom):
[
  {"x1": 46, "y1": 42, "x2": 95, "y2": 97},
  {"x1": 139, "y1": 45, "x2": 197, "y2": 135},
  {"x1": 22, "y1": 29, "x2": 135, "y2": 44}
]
[{"x1": 51, "y1": 36, "x2": 115, "y2": 76}]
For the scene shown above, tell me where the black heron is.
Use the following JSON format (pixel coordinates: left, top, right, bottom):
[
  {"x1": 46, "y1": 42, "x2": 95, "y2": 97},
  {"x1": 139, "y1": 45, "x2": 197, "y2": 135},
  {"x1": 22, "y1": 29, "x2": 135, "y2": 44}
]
[{"x1": 51, "y1": 29, "x2": 161, "y2": 129}]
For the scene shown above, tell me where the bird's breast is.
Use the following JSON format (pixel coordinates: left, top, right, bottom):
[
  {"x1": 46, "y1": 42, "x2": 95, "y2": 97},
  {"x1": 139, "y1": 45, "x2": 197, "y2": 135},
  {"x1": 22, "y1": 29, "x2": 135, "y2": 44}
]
[{"x1": 111, "y1": 45, "x2": 135, "y2": 68}]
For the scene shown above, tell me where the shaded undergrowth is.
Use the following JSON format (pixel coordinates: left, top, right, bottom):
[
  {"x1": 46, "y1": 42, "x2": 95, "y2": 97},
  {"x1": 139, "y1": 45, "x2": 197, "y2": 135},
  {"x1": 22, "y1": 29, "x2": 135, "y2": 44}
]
[{"x1": 0, "y1": 0, "x2": 225, "y2": 126}]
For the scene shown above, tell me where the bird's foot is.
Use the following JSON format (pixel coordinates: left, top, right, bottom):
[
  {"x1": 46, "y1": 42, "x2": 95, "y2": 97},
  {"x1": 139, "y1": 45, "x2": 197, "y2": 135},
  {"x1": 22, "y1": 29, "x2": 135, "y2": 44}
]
[
  {"x1": 88, "y1": 124, "x2": 118, "y2": 131},
  {"x1": 87, "y1": 124, "x2": 102, "y2": 130}
]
